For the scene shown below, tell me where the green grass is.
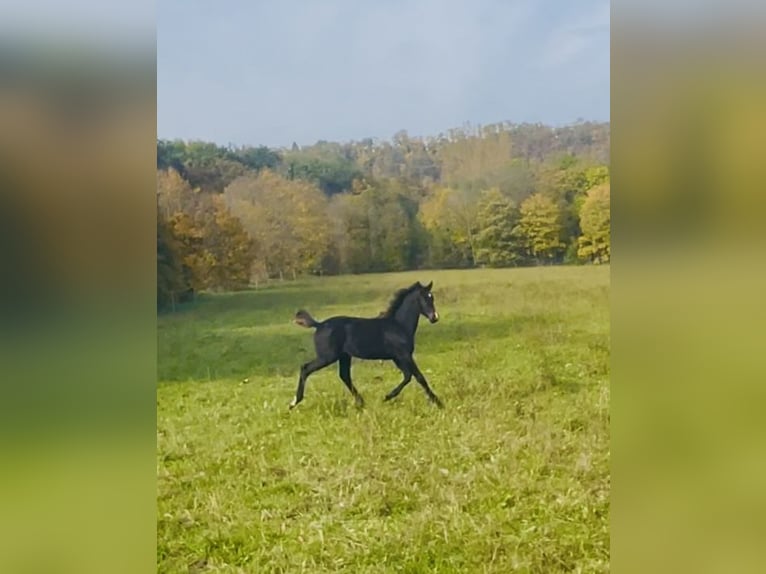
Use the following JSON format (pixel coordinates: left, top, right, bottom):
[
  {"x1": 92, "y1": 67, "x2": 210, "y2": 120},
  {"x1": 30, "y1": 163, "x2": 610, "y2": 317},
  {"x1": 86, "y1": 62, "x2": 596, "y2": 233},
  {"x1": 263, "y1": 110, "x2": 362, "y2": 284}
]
[{"x1": 157, "y1": 267, "x2": 610, "y2": 573}]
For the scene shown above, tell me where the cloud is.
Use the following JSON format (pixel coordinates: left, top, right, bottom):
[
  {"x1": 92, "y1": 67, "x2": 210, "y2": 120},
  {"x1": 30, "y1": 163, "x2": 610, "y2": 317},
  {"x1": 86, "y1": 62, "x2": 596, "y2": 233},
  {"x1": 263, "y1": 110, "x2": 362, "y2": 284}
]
[{"x1": 538, "y1": 1, "x2": 610, "y2": 69}]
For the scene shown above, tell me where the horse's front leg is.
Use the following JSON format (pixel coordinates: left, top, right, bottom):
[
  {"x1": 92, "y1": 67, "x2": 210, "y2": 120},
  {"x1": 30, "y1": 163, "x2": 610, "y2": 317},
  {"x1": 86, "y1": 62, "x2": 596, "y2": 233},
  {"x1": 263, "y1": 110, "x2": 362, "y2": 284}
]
[
  {"x1": 407, "y1": 358, "x2": 443, "y2": 408},
  {"x1": 384, "y1": 358, "x2": 413, "y2": 401}
]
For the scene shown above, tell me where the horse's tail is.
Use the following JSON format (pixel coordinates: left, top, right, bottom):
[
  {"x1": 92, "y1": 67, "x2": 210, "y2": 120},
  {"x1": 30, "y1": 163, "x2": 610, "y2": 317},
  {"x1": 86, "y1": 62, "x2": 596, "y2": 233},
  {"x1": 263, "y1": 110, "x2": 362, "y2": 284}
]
[{"x1": 294, "y1": 309, "x2": 319, "y2": 329}]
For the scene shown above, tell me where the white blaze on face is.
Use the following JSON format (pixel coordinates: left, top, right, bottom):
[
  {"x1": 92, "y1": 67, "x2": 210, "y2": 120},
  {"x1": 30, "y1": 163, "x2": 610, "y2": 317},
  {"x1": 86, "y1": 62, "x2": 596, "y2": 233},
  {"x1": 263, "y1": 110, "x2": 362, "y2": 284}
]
[{"x1": 424, "y1": 291, "x2": 438, "y2": 321}]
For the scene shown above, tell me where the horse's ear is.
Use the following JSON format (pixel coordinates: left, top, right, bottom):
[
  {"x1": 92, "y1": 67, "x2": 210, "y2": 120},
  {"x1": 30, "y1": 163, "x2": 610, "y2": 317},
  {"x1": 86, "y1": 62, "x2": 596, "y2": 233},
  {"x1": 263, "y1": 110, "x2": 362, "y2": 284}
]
[{"x1": 425, "y1": 281, "x2": 433, "y2": 291}]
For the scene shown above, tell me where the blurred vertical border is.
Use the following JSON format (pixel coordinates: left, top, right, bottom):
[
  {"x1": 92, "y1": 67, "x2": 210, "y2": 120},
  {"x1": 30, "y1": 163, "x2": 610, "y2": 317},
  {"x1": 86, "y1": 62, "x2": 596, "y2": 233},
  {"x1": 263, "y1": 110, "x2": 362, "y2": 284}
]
[
  {"x1": 612, "y1": 1, "x2": 766, "y2": 572},
  {"x1": 0, "y1": 2, "x2": 156, "y2": 573}
]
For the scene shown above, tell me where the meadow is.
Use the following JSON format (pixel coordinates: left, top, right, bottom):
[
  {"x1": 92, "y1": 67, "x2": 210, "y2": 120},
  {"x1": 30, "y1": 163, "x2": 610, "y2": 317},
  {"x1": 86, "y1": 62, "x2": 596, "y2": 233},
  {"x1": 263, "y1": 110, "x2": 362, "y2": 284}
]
[{"x1": 157, "y1": 266, "x2": 610, "y2": 573}]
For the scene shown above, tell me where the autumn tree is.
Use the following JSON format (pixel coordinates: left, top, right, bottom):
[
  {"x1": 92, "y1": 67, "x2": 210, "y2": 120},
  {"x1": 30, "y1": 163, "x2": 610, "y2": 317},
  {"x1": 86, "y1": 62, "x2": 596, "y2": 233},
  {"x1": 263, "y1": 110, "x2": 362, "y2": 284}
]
[
  {"x1": 578, "y1": 183, "x2": 610, "y2": 263},
  {"x1": 200, "y1": 197, "x2": 256, "y2": 289},
  {"x1": 157, "y1": 169, "x2": 207, "y2": 291},
  {"x1": 224, "y1": 170, "x2": 331, "y2": 278},
  {"x1": 157, "y1": 168, "x2": 198, "y2": 219},
  {"x1": 157, "y1": 212, "x2": 193, "y2": 310},
  {"x1": 158, "y1": 168, "x2": 255, "y2": 291},
  {"x1": 156, "y1": 120, "x2": 611, "y2": 282},
  {"x1": 515, "y1": 193, "x2": 565, "y2": 264}
]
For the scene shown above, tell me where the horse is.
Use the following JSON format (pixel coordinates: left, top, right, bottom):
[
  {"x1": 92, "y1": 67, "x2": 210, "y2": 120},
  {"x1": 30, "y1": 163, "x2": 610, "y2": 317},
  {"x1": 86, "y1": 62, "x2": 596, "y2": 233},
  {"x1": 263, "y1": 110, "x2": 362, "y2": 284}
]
[{"x1": 290, "y1": 281, "x2": 443, "y2": 409}]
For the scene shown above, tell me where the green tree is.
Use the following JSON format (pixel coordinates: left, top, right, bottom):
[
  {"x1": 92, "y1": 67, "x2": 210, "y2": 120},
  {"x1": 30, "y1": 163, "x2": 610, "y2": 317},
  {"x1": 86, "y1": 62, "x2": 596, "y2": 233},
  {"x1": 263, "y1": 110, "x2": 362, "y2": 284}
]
[
  {"x1": 328, "y1": 179, "x2": 425, "y2": 273},
  {"x1": 184, "y1": 156, "x2": 249, "y2": 194},
  {"x1": 474, "y1": 189, "x2": 522, "y2": 267},
  {"x1": 157, "y1": 140, "x2": 253, "y2": 193},
  {"x1": 157, "y1": 139, "x2": 187, "y2": 174},
  {"x1": 366, "y1": 182, "x2": 424, "y2": 272},
  {"x1": 578, "y1": 183, "x2": 610, "y2": 263},
  {"x1": 515, "y1": 193, "x2": 565, "y2": 263},
  {"x1": 583, "y1": 165, "x2": 610, "y2": 191},
  {"x1": 419, "y1": 186, "x2": 479, "y2": 268},
  {"x1": 535, "y1": 157, "x2": 610, "y2": 260},
  {"x1": 233, "y1": 145, "x2": 281, "y2": 172},
  {"x1": 327, "y1": 191, "x2": 371, "y2": 273},
  {"x1": 282, "y1": 146, "x2": 362, "y2": 196}
]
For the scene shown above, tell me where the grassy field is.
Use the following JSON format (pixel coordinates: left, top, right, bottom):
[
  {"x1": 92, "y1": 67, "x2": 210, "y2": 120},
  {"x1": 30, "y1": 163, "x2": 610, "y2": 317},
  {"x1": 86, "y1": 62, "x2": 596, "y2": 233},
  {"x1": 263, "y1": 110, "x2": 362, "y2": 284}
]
[{"x1": 157, "y1": 266, "x2": 610, "y2": 573}]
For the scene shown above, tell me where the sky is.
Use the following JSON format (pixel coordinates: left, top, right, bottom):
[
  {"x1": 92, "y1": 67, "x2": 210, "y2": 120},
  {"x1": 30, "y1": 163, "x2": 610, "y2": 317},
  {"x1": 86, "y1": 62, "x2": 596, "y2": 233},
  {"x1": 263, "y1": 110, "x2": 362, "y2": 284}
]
[{"x1": 157, "y1": 0, "x2": 610, "y2": 148}]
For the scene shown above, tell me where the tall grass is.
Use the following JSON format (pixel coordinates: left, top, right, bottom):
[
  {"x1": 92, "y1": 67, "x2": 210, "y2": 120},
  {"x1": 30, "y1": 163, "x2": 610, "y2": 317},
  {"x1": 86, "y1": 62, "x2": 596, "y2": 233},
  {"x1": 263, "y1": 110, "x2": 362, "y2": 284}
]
[{"x1": 158, "y1": 266, "x2": 610, "y2": 573}]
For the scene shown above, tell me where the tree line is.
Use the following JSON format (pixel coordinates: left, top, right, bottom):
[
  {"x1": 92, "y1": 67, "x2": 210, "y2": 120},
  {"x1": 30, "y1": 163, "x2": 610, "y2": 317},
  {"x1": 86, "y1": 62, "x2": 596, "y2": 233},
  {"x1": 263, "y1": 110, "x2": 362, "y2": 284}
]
[{"x1": 157, "y1": 121, "x2": 610, "y2": 309}]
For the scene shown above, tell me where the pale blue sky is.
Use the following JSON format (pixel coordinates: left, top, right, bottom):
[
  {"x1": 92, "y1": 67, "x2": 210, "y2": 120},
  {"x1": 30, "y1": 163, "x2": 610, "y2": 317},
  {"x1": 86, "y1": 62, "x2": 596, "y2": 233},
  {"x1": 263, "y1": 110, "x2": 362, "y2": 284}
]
[{"x1": 158, "y1": 0, "x2": 610, "y2": 147}]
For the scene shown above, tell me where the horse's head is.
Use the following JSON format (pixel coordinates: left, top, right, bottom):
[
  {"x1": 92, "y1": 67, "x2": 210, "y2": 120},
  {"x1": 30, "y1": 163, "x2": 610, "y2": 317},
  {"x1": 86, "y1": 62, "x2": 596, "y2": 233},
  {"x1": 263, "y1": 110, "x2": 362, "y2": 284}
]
[{"x1": 416, "y1": 281, "x2": 439, "y2": 324}]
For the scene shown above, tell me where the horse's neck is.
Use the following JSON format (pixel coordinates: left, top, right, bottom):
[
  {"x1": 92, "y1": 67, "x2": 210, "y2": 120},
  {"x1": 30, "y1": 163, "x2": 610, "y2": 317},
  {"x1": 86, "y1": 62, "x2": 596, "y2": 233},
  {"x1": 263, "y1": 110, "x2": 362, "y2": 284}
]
[{"x1": 393, "y1": 296, "x2": 420, "y2": 338}]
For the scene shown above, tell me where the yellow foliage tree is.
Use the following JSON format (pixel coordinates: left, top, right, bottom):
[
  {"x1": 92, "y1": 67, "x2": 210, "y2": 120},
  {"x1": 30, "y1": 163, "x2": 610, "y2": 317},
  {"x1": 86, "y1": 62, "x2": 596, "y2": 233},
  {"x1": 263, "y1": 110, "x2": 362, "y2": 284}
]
[
  {"x1": 201, "y1": 196, "x2": 256, "y2": 289},
  {"x1": 157, "y1": 211, "x2": 192, "y2": 309},
  {"x1": 157, "y1": 168, "x2": 196, "y2": 219},
  {"x1": 224, "y1": 170, "x2": 331, "y2": 279},
  {"x1": 418, "y1": 186, "x2": 478, "y2": 267},
  {"x1": 577, "y1": 183, "x2": 610, "y2": 263},
  {"x1": 515, "y1": 193, "x2": 565, "y2": 263},
  {"x1": 158, "y1": 168, "x2": 255, "y2": 291}
]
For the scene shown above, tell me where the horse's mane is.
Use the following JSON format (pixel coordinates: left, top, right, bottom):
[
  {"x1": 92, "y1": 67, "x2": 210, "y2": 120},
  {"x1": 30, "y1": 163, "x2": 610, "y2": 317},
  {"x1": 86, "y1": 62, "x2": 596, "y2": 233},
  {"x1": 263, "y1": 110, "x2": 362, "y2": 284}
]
[{"x1": 380, "y1": 283, "x2": 422, "y2": 319}]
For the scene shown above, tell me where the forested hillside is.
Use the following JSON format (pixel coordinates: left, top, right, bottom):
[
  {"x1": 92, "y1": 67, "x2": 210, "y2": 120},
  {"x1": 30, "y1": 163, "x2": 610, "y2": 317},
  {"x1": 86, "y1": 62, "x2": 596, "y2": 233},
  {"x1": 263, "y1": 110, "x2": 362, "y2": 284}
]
[{"x1": 157, "y1": 121, "x2": 610, "y2": 308}]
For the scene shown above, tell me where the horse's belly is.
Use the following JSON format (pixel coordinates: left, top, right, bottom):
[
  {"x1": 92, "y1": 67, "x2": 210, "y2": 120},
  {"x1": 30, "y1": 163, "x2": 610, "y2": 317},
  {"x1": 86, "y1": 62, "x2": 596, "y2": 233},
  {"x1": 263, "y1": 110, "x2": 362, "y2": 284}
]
[
  {"x1": 344, "y1": 341, "x2": 391, "y2": 360},
  {"x1": 342, "y1": 322, "x2": 410, "y2": 360},
  {"x1": 342, "y1": 333, "x2": 387, "y2": 360}
]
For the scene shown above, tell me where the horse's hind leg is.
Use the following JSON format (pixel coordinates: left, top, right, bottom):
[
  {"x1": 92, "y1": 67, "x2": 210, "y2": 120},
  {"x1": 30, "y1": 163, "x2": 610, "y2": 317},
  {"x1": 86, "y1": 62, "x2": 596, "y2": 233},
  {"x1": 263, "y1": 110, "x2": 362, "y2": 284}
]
[
  {"x1": 384, "y1": 358, "x2": 413, "y2": 402},
  {"x1": 338, "y1": 354, "x2": 364, "y2": 407},
  {"x1": 290, "y1": 357, "x2": 336, "y2": 409}
]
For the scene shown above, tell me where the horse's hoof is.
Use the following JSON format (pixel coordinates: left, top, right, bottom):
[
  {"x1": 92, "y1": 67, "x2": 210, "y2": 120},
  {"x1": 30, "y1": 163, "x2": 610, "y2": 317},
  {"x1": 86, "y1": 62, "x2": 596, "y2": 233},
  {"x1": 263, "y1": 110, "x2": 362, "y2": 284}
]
[{"x1": 288, "y1": 398, "x2": 298, "y2": 410}]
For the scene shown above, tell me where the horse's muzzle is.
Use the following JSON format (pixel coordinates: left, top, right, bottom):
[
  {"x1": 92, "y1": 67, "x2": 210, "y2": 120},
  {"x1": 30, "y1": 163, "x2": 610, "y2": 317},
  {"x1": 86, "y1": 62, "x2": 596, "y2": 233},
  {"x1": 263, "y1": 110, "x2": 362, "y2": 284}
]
[{"x1": 429, "y1": 311, "x2": 439, "y2": 323}]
